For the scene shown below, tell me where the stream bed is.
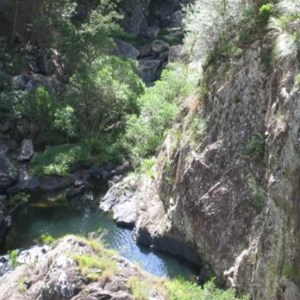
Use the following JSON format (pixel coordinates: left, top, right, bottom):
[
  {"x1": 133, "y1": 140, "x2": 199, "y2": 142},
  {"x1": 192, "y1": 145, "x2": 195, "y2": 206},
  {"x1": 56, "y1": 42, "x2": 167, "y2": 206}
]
[{"x1": 5, "y1": 190, "x2": 199, "y2": 280}]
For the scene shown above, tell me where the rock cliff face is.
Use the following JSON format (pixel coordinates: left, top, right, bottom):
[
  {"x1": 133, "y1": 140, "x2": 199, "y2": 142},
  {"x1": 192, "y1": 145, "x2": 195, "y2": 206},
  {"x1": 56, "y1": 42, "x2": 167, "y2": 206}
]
[{"x1": 134, "y1": 39, "x2": 300, "y2": 299}]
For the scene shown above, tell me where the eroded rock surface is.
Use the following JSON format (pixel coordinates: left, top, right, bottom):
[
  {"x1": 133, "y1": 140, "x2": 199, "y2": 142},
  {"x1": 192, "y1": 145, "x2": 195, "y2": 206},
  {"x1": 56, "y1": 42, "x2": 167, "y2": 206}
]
[
  {"x1": 131, "y1": 39, "x2": 300, "y2": 300},
  {"x1": 100, "y1": 176, "x2": 139, "y2": 228},
  {"x1": 0, "y1": 235, "x2": 165, "y2": 300}
]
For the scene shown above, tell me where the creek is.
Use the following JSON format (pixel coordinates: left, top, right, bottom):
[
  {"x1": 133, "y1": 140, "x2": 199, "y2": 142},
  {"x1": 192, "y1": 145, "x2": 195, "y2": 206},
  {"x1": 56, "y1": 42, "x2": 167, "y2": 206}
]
[{"x1": 5, "y1": 189, "x2": 199, "y2": 279}]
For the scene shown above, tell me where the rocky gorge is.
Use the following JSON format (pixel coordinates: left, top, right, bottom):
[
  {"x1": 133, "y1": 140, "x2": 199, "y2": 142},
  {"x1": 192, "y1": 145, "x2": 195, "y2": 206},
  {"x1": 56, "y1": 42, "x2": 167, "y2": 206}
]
[{"x1": 1, "y1": 0, "x2": 300, "y2": 300}]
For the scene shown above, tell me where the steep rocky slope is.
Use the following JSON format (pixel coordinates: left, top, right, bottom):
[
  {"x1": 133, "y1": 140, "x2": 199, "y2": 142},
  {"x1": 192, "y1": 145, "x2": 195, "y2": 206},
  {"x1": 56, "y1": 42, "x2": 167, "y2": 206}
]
[
  {"x1": 0, "y1": 235, "x2": 246, "y2": 300},
  {"x1": 133, "y1": 36, "x2": 300, "y2": 300}
]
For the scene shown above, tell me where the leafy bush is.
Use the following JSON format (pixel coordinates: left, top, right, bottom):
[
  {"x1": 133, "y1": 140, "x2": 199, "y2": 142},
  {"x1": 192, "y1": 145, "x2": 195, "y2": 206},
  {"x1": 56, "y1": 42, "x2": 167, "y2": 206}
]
[
  {"x1": 40, "y1": 233, "x2": 55, "y2": 245},
  {"x1": 259, "y1": 3, "x2": 274, "y2": 25},
  {"x1": 72, "y1": 253, "x2": 118, "y2": 281},
  {"x1": 128, "y1": 276, "x2": 153, "y2": 300},
  {"x1": 8, "y1": 249, "x2": 19, "y2": 267},
  {"x1": 166, "y1": 278, "x2": 249, "y2": 300},
  {"x1": 139, "y1": 157, "x2": 156, "y2": 179},
  {"x1": 67, "y1": 56, "x2": 144, "y2": 138},
  {"x1": 124, "y1": 63, "x2": 199, "y2": 166},
  {"x1": 183, "y1": 0, "x2": 248, "y2": 62},
  {"x1": 268, "y1": 2, "x2": 300, "y2": 62},
  {"x1": 31, "y1": 144, "x2": 89, "y2": 176}
]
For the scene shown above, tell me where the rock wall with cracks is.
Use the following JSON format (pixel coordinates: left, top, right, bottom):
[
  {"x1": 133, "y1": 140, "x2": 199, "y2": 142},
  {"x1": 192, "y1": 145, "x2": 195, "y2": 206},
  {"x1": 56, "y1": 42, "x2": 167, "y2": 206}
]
[{"x1": 134, "y1": 38, "x2": 300, "y2": 299}]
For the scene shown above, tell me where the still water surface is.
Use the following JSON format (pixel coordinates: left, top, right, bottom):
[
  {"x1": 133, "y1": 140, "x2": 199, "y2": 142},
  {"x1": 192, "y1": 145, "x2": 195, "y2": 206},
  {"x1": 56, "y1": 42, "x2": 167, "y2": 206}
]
[{"x1": 6, "y1": 191, "x2": 199, "y2": 279}]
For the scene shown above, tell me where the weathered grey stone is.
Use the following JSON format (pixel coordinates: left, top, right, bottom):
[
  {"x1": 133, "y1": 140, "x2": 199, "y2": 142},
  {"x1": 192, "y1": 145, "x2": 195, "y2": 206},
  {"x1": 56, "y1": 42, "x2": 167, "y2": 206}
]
[
  {"x1": 114, "y1": 40, "x2": 140, "y2": 60},
  {"x1": 0, "y1": 235, "x2": 163, "y2": 300},
  {"x1": 11, "y1": 75, "x2": 30, "y2": 90},
  {"x1": 141, "y1": 26, "x2": 160, "y2": 39},
  {"x1": 0, "y1": 144, "x2": 9, "y2": 156},
  {"x1": 0, "y1": 256, "x2": 11, "y2": 277},
  {"x1": 170, "y1": 10, "x2": 183, "y2": 27},
  {"x1": 25, "y1": 74, "x2": 63, "y2": 94},
  {"x1": 40, "y1": 176, "x2": 73, "y2": 193},
  {"x1": 151, "y1": 39, "x2": 170, "y2": 54},
  {"x1": 0, "y1": 154, "x2": 17, "y2": 191},
  {"x1": 119, "y1": 0, "x2": 150, "y2": 36},
  {"x1": 138, "y1": 44, "x2": 152, "y2": 58},
  {"x1": 168, "y1": 45, "x2": 188, "y2": 62},
  {"x1": 133, "y1": 40, "x2": 300, "y2": 300},
  {"x1": 138, "y1": 59, "x2": 161, "y2": 85},
  {"x1": 18, "y1": 139, "x2": 34, "y2": 162},
  {"x1": 100, "y1": 176, "x2": 139, "y2": 228},
  {"x1": 0, "y1": 120, "x2": 11, "y2": 133}
]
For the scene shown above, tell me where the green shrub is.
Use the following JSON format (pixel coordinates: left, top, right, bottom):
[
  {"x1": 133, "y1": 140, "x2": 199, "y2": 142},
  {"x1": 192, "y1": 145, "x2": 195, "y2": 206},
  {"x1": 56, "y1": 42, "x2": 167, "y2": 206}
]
[
  {"x1": 241, "y1": 133, "x2": 266, "y2": 160},
  {"x1": 259, "y1": 3, "x2": 274, "y2": 25},
  {"x1": 40, "y1": 233, "x2": 55, "y2": 245},
  {"x1": 18, "y1": 276, "x2": 27, "y2": 294},
  {"x1": 268, "y1": 4, "x2": 300, "y2": 62},
  {"x1": 139, "y1": 157, "x2": 156, "y2": 179},
  {"x1": 166, "y1": 278, "x2": 249, "y2": 300},
  {"x1": 72, "y1": 254, "x2": 118, "y2": 281},
  {"x1": 9, "y1": 249, "x2": 19, "y2": 267},
  {"x1": 67, "y1": 56, "x2": 144, "y2": 138},
  {"x1": 124, "y1": 63, "x2": 199, "y2": 166},
  {"x1": 128, "y1": 276, "x2": 152, "y2": 300},
  {"x1": 31, "y1": 144, "x2": 89, "y2": 176}
]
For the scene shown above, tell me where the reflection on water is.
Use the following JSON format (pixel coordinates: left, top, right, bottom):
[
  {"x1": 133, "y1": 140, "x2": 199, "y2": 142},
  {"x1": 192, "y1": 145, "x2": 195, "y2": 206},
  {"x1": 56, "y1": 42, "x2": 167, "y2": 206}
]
[{"x1": 6, "y1": 191, "x2": 199, "y2": 279}]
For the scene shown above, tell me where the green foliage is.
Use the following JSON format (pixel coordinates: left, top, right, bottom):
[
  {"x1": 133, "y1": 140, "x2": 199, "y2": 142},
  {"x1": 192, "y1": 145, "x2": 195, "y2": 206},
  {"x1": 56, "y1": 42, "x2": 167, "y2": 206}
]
[
  {"x1": 8, "y1": 249, "x2": 19, "y2": 268},
  {"x1": 259, "y1": 3, "x2": 274, "y2": 25},
  {"x1": 128, "y1": 276, "x2": 153, "y2": 300},
  {"x1": 188, "y1": 116, "x2": 206, "y2": 145},
  {"x1": 166, "y1": 278, "x2": 249, "y2": 300},
  {"x1": 282, "y1": 262, "x2": 294, "y2": 279},
  {"x1": 268, "y1": 3, "x2": 300, "y2": 62},
  {"x1": 11, "y1": 87, "x2": 71, "y2": 145},
  {"x1": 139, "y1": 157, "x2": 156, "y2": 179},
  {"x1": 67, "y1": 56, "x2": 144, "y2": 138},
  {"x1": 40, "y1": 233, "x2": 55, "y2": 245},
  {"x1": 248, "y1": 175, "x2": 265, "y2": 214},
  {"x1": 241, "y1": 133, "x2": 266, "y2": 160},
  {"x1": 124, "y1": 63, "x2": 199, "y2": 166},
  {"x1": 128, "y1": 277, "x2": 249, "y2": 300},
  {"x1": 54, "y1": 105, "x2": 76, "y2": 138},
  {"x1": 183, "y1": 0, "x2": 259, "y2": 62},
  {"x1": 31, "y1": 144, "x2": 89, "y2": 176},
  {"x1": 18, "y1": 276, "x2": 27, "y2": 294},
  {"x1": 72, "y1": 253, "x2": 118, "y2": 281}
]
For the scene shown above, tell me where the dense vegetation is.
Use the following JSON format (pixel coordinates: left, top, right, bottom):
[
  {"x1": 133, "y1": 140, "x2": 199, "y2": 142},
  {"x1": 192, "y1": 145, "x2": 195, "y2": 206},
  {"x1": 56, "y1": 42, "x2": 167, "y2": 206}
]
[{"x1": 2, "y1": 0, "x2": 296, "y2": 176}]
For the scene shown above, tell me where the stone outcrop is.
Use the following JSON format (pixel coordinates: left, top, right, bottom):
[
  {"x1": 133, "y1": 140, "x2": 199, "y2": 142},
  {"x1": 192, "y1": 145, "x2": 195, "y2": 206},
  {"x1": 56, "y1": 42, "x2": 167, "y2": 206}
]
[
  {"x1": 0, "y1": 235, "x2": 165, "y2": 300},
  {"x1": 17, "y1": 139, "x2": 34, "y2": 162},
  {"x1": 130, "y1": 38, "x2": 300, "y2": 300},
  {"x1": 0, "y1": 154, "x2": 17, "y2": 191},
  {"x1": 100, "y1": 176, "x2": 139, "y2": 228}
]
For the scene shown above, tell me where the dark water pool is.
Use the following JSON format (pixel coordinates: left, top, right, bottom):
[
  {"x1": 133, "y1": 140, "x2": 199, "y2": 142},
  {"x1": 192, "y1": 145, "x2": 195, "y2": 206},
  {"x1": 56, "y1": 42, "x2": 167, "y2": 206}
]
[{"x1": 6, "y1": 190, "x2": 199, "y2": 279}]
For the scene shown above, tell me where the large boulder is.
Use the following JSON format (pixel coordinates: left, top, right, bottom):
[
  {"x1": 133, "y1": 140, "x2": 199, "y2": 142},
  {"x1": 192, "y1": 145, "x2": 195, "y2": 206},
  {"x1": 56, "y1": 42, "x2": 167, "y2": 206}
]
[
  {"x1": 119, "y1": 0, "x2": 150, "y2": 36},
  {"x1": 18, "y1": 139, "x2": 34, "y2": 162},
  {"x1": 0, "y1": 155, "x2": 18, "y2": 191},
  {"x1": 138, "y1": 58, "x2": 162, "y2": 85},
  {"x1": 151, "y1": 39, "x2": 170, "y2": 54},
  {"x1": 100, "y1": 176, "x2": 139, "y2": 228},
  {"x1": 113, "y1": 40, "x2": 140, "y2": 60}
]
